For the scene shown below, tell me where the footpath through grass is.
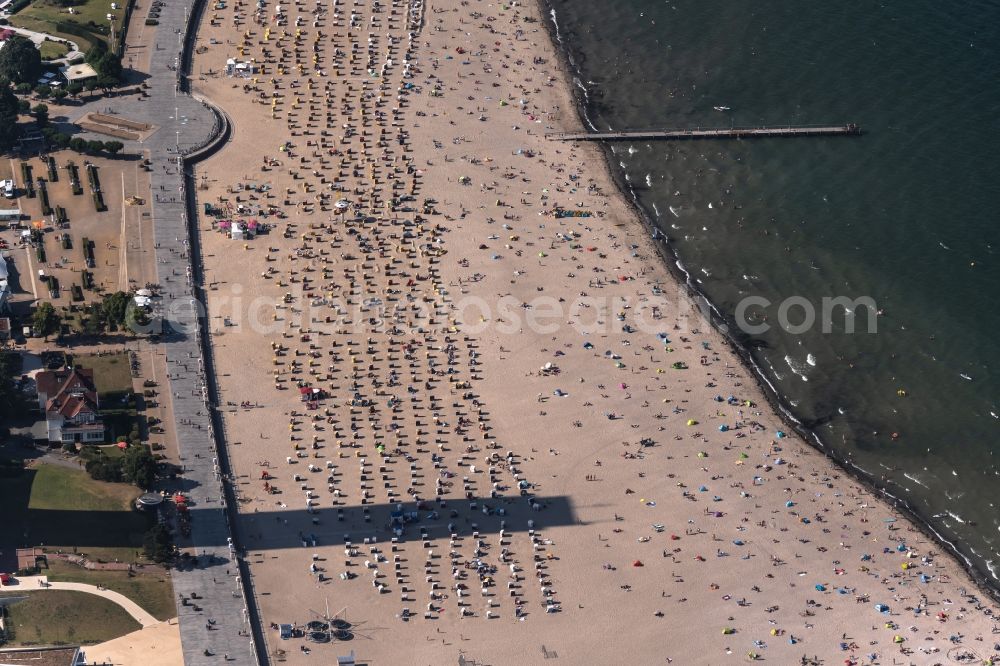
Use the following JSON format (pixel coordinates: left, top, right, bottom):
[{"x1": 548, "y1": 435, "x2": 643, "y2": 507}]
[
  {"x1": 0, "y1": 462, "x2": 175, "y2": 620},
  {"x1": 0, "y1": 589, "x2": 140, "y2": 646},
  {"x1": 45, "y1": 559, "x2": 176, "y2": 621},
  {"x1": 9, "y1": 0, "x2": 118, "y2": 53}
]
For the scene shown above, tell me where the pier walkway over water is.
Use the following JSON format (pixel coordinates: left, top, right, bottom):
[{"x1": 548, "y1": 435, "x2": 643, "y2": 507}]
[{"x1": 547, "y1": 123, "x2": 861, "y2": 141}]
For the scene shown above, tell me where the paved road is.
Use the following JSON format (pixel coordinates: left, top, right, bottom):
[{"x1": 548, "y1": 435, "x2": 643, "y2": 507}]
[{"x1": 16, "y1": 576, "x2": 160, "y2": 627}]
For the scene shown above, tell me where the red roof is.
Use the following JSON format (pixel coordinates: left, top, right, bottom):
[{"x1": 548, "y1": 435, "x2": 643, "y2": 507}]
[{"x1": 38, "y1": 367, "x2": 100, "y2": 420}]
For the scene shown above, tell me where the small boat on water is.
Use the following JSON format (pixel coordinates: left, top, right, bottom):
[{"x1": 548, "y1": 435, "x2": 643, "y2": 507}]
[{"x1": 713, "y1": 106, "x2": 731, "y2": 111}]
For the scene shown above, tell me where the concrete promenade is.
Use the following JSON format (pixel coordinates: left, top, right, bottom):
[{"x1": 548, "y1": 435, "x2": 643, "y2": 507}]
[
  {"x1": 143, "y1": 15, "x2": 261, "y2": 666},
  {"x1": 81, "y1": 0, "x2": 264, "y2": 661}
]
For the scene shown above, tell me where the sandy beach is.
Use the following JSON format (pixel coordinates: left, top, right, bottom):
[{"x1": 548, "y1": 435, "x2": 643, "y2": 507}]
[{"x1": 183, "y1": 0, "x2": 1000, "y2": 663}]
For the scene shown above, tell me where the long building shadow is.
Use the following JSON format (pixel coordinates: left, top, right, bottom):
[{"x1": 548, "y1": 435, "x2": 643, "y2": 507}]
[
  {"x1": 0, "y1": 495, "x2": 579, "y2": 562},
  {"x1": 0, "y1": 468, "x2": 154, "y2": 571},
  {"x1": 235, "y1": 494, "x2": 580, "y2": 552}
]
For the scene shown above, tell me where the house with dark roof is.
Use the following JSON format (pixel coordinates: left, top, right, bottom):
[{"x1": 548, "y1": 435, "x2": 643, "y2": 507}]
[{"x1": 35, "y1": 367, "x2": 105, "y2": 444}]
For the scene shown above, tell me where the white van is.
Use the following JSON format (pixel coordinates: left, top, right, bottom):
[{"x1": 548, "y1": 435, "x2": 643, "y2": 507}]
[{"x1": 1, "y1": 180, "x2": 14, "y2": 199}]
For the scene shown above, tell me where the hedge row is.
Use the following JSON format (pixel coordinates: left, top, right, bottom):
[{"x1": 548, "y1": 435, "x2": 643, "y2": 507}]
[
  {"x1": 20, "y1": 163, "x2": 34, "y2": 198},
  {"x1": 39, "y1": 180, "x2": 52, "y2": 216},
  {"x1": 82, "y1": 237, "x2": 95, "y2": 268},
  {"x1": 87, "y1": 164, "x2": 101, "y2": 193},
  {"x1": 68, "y1": 164, "x2": 83, "y2": 195}
]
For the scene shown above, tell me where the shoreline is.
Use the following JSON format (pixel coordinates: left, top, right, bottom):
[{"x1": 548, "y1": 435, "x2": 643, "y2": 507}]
[
  {"x1": 182, "y1": 0, "x2": 1000, "y2": 661},
  {"x1": 537, "y1": 0, "x2": 999, "y2": 604}
]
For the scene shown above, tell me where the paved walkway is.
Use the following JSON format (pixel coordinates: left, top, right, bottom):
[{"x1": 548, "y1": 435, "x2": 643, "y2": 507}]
[
  {"x1": 86, "y1": 620, "x2": 183, "y2": 666},
  {"x1": 18, "y1": 0, "x2": 261, "y2": 659},
  {"x1": 1, "y1": 26, "x2": 84, "y2": 64},
  {"x1": 87, "y1": 0, "x2": 259, "y2": 662},
  {"x1": 15, "y1": 576, "x2": 159, "y2": 627}
]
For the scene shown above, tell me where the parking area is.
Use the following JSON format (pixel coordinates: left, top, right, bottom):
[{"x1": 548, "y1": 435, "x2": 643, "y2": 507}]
[{"x1": 2, "y1": 152, "x2": 154, "y2": 313}]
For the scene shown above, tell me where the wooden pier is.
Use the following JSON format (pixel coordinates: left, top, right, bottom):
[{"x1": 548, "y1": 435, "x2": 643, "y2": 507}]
[{"x1": 547, "y1": 123, "x2": 861, "y2": 141}]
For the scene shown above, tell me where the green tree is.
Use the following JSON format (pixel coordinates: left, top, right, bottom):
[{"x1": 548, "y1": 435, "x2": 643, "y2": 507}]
[
  {"x1": 125, "y1": 301, "x2": 150, "y2": 333},
  {"x1": 66, "y1": 80, "x2": 83, "y2": 97},
  {"x1": 51, "y1": 131, "x2": 71, "y2": 148},
  {"x1": 31, "y1": 302, "x2": 61, "y2": 339},
  {"x1": 85, "y1": 41, "x2": 123, "y2": 86},
  {"x1": 84, "y1": 40, "x2": 108, "y2": 65},
  {"x1": 0, "y1": 352, "x2": 24, "y2": 424},
  {"x1": 33, "y1": 84, "x2": 51, "y2": 99},
  {"x1": 85, "y1": 139, "x2": 105, "y2": 153},
  {"x1": 94, "y1": 74, "x2": 118, "y2": 91},
  {"x1": 122, "y1": 444, "x2": 157, "y2": 488},
  {"x1": 104, "y1": 140, "x2": 124, "y2": 156},
  {"x1": 0, "y1": 36, "x2": 42, "y2": 85},
  {"x1": 51, "y1": 88, "x2": 68, "y2": 102},
  {"x1": 0, "y1": 83, "x2": 21, "y2": 152},
  {"x1": 101, "y1": 291, "x2": 131, "y2": 328},
  {"x1": 32, "y1": 102, "x2": 48, "y2": 128},
  {"x1": 143, "y1": 523, "x2": 173, "y2": 563},
  {"x1": 85, "y1": 457, "x2": 123, "y2": 482},
  {"x1": 97, "y1": 53, "x2": 122, "y2": 81}
]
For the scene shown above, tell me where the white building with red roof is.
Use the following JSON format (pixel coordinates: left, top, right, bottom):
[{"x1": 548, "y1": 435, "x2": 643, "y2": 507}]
[{"x1": 35, "y1": 367, "x2": 105, "y2": 444}]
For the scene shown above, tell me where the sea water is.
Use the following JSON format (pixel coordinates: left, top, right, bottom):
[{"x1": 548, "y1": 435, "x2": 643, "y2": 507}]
[{"x1": 546, "y1": 0, "x2": 1000, "y2": 588}]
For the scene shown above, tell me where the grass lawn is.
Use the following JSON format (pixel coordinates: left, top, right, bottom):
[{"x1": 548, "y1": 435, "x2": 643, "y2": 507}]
[
  {"x1": 45, "y1": 559, "x2": 175, "y2": 621},
  {"x1": 0, "y1": 463, "x2": 173, "y2": 617},
  {"x1": 28, "y1": 461, "x2": 137, "y2": 511},
  {"x1": 39, "y1": 39, "x2": 70, "y2": 60},
  {"x1": 0, "y1": 589, "x2": 140, "y2": 646},
  {"x1": 0, "y1": 463, "x2": 153, "y2": 565},
  {"x1": 71, "y1": 351, "x2": 134, "y2": 399},
  {"x1": 10, "y1": 0, "x2": 120, "y2": 52}
]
